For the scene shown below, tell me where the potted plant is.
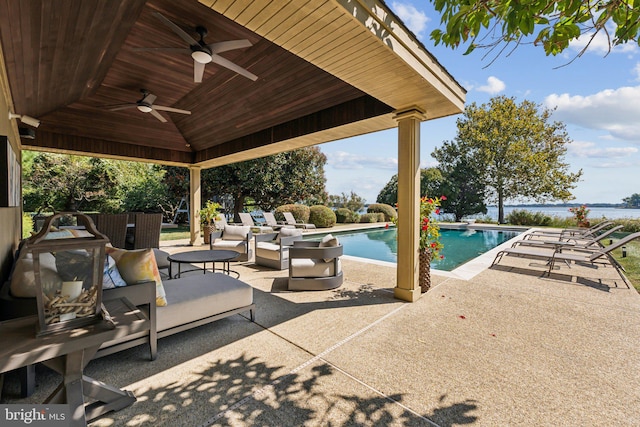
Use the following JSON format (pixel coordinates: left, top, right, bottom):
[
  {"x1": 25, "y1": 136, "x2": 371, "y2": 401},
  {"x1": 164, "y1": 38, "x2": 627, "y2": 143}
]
[
  {"x1": 392, "y1": 195, "x2": 445, "y2": 293},
  {"x1": 417, "y1": 196, "x2": 445, "y2": 292},
  {"x1": 199, "y1": 201, "x2": 221, "y2": 244}
]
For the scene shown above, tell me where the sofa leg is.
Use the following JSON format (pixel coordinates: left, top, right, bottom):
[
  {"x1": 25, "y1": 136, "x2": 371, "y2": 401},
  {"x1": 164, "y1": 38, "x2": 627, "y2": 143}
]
[
  {"x1": 249, "y1": 308, "x2": 255, "y2": 322},
  {"x1": 19, "y1": 365, "x2": 35, "y2": 397}
]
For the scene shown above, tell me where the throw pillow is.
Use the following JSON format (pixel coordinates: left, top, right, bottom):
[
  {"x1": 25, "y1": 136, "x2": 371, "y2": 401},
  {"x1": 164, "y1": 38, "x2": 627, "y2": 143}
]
[
  {"x1": 10, "y1": 251, "x2": 62, "y2": 298},
  {"x1": 105, "y1": 246, "x2": 168, "y2": 306},
  {"x1": 102, "y1": 254, "x2": 127, "y2": 289},
  {"x1": 319, "y1": 234, "x2": 339, "y2": 262},
  {"x1": 275, "y1": 227, "x2": 302, "y2": 244},
  {"x1": 222, "y1": 225, "x2": 250, "y2": 241}
]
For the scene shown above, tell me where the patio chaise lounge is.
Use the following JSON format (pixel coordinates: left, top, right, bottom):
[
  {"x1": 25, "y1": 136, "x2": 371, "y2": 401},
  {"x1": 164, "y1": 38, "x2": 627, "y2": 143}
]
[
  {"x1": 523, "y1": 221, "x2": 614, "y2": 240},
  {"x1": 492, "y1": 231, "x2": 640, "y2": 274},
  {"x1": 238, "y1": 212, "x2": 273, "y2": 233},
  {"x1": 283, "y1": 211, "x2": 316, "y2": 230},
  {"x1": 512, "y1": 225, "x2": 623, "y2": 250},
  {"x1": 263, "y1": 212, "x2": 294, "y2": 231}
]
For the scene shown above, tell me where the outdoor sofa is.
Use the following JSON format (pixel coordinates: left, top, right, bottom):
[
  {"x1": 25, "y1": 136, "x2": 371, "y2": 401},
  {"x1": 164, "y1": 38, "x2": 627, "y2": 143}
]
[{"x1": 0, "y1": 245, "x2": 256, "y2": 397}]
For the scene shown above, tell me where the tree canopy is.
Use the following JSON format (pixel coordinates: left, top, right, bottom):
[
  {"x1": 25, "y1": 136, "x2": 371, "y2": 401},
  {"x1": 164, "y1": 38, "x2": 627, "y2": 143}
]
[
  {"x1": 23, "y1": 153, "x2": 120, "y2": 213},
  {"x1": 430, "y1": 0, "x2": 640, "y2": 59},
  {"x1": 437, "y1": 96, "x2": 582, "y2": 223},
  {"x1": 432, "y1": 142, "x2": 487, "y2": 221},
  {"x1": 202, "y1": 147, "x2": 328, "y2": 218},
  {"x1": 376, "y1": 168, "x2": 444, "y2": 206}
]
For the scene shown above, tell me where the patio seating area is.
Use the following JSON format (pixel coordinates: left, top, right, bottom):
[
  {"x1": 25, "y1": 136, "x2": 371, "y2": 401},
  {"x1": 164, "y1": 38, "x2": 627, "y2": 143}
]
[{"x1": 2, "y1": 228, "x2": 638, "y2": 426}]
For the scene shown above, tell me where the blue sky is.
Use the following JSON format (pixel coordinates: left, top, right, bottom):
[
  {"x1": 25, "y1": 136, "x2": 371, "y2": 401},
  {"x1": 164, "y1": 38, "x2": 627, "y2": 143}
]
[{"x1": 319, "y1": 1, "x2": 640, "y2": 205}]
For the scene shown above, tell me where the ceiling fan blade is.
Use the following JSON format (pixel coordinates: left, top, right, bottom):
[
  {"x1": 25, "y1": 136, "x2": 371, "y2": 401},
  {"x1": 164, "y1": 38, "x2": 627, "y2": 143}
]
[
  {"x1": 152, "y1": 12, "x2": 199, "y2": 46},
  {"x1": 207, "y1": 39, "x2": 252, "y2": 54},
  {"x1": 132, "y1": 47, "x2": 190, "y2": 53},
  {"x1": 141, "y1": 93, "x2": 157, "y2": 105},
  {"x1": 149, "y1": 109, "x2": 167, "y2": 123},
  {"x1": 153, "y1": 105, "x2": 191, "y2": 115},
  {"x1": 210, "y1": 54, "x2": 258, "y2": 81},
  {"x1": 108, "y1": 104, "x2": 137, "y2": 111},
  {"x1": 194, "y1": 60, "x2": 205, "y2": 83}
]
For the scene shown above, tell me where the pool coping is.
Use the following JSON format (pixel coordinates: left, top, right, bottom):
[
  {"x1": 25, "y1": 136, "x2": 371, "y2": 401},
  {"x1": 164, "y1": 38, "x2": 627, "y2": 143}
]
[{"x1": 309, "y1": 223, "x2": 530, "y2": 281}]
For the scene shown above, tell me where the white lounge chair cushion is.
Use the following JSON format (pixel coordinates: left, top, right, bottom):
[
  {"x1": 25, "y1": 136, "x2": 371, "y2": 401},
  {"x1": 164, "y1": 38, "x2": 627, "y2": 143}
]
[
  {"x1": 290, "y1": 258, "x2": 341, "y2": 278},
  {"x1": 256, "y1": 242, "x2": 290, "y2": 261},
  {"x1": 222, "y1": 225, "x2": 250, "y2": 241},
  {"x1": 276, "y1": 227, "x2": 302, "y2": 243},
  {"x1": 211, "y1": 240, "x2": 246, "y2": 253}
]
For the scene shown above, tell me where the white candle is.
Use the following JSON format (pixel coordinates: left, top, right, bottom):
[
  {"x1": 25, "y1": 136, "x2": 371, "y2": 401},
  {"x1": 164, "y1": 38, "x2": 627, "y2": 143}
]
[{"x1": 61, "y1": 281, "x2": 83, "y2": 301}]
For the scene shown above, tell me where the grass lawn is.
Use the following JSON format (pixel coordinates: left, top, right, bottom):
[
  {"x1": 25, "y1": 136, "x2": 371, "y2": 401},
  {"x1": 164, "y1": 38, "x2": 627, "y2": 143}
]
[
  {"x1": 608, "y1": 239, "x2": 640, "y2": 293},
  {"x1": 160, "y1": 225, "x2": 191, "y2": 241}
]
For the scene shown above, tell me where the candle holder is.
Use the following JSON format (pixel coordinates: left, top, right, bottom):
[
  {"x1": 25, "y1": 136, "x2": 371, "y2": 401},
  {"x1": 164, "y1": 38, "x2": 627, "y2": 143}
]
[{"x1": 22, "y1": 212, "x2": 109, "y2": 336}]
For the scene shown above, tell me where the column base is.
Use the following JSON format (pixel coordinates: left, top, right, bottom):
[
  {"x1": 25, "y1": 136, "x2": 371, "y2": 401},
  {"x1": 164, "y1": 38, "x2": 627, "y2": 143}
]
[{"x1": 394, "y1": 286, "x2": 422, "y2": 302}]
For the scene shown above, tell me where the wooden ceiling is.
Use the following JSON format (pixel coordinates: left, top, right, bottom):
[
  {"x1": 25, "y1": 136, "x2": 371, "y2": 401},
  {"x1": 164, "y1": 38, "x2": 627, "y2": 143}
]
[{"x1": 0, "y1": 0, "x2": 465, "y2": 167}]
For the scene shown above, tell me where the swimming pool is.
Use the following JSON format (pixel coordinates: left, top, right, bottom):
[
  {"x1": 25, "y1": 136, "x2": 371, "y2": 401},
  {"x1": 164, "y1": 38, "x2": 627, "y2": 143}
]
[{"x1": 305, "y1": 227, "x2": 522, "y2": 271}]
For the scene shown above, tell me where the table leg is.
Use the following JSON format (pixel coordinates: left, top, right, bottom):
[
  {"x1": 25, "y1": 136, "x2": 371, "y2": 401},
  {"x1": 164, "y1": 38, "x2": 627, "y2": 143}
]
[{"x1": 42, "y1": 345, "x2": 136, "y2": 425}]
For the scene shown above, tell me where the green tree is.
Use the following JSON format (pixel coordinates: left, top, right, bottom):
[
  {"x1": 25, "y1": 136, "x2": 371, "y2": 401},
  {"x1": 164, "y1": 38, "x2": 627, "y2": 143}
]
[
  {"x1": 118, "y1": 162, "x2": 168, "y2": 214},
  {"x1": 432, "y1": 143, "x2": 487, "y2": 221},
  {"x1": 443, "y1": 96, "x2": 581, "y2": 223},
  {"x1": 328, "y1": 191, "x2": 366, "y2": 212},
  {"x1": 376, "y1": 168, "x2": 444, "y2": 206},
  {"x1": 203, "y1": 147, "x2": 327, "y2": 218},
  {"x1": 23, "y1": 153, "x2": 119, "y2": 212},
  {"x1": 623, "y1": 193, "x2": 640, "y2": 208},
  {"x1": 430, "y1": 0, "x2": 640, "y2": 58}
]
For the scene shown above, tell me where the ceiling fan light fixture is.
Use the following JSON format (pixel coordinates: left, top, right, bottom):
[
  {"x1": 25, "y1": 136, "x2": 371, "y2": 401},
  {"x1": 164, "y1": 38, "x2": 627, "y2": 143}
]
[
  {"x1": 137, "y1": 105, "x2": 153, "y2": 113},
  {"x1": 191, "y1": 50, "x2": 212, "y2": 64}
]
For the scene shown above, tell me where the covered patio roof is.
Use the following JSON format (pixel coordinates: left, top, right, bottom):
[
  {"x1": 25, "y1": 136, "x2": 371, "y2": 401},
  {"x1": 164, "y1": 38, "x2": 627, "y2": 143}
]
[{"x1": 0, "y1": 0, "x2": 465, "y2": 168}]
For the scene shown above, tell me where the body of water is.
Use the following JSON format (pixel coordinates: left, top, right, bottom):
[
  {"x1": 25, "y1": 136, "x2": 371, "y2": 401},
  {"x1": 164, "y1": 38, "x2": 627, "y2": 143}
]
[
  {"x1": 307, "y1": 227, "x2": 522, "y2": 271},
  {"x1": 472, "y1": 206, "x2": 640, "y2": 221}
]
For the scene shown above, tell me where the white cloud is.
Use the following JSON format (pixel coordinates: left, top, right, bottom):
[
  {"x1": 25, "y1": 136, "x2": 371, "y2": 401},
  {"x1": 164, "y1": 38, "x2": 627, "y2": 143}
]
[
  {"x1": 391, "y1": 2, "x2": 429, "y2": 37},
  {"x1": 568, "y1": 140, "x2": 638, "y2": 158},
  {"x1": 477, "y1": 76, "x2": 505, "y2": 95},
  {"x1": 569, "y1": 28, "x2": 638, "y2": 56},
  {"x1": 545, "y1": 86, "x2": 640, "y2": 142},
  {"x1": 326, "y1": 151, "x2": 397, "y2": 170}
]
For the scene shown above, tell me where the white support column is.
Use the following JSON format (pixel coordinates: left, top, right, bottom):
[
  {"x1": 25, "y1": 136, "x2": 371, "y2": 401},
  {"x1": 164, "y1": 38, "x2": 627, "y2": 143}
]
[
  {"x1": 189, "y1": 166, "x2": 202, "y2": 246},
  {"x1": 394, "y1": 107, "x2": 426, "y2": 302}
]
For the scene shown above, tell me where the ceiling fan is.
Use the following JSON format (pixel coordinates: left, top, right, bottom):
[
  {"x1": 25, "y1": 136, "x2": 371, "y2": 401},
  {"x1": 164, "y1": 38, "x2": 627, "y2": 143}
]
[
  {"x1": 134, "y1": 11, "x2": 258, "y2": 83},
  {"x1": 107, "y1": 89, "x2": 191, "y2": 123}
]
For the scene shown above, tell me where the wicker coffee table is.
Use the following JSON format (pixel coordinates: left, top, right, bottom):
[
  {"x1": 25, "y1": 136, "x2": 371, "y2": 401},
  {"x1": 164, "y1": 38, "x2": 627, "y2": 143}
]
[{"x1": 167, "y1": 250, "x2": 239, "y2": 278}]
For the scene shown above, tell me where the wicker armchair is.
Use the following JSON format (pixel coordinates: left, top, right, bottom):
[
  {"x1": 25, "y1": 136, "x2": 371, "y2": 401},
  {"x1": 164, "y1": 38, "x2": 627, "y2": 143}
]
[
  {"x1": 94, "y1": 213, "x2": 129, "y2": 249},
  {"x1": 132, "y1": 213, "x2": 163, "y2": 249}
]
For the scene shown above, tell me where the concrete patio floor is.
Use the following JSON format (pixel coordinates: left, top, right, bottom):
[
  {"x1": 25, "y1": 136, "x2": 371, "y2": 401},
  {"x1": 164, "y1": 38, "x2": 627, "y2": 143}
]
[{"x1": 2, "y1": 227, "x2": 639, "y2": 426}]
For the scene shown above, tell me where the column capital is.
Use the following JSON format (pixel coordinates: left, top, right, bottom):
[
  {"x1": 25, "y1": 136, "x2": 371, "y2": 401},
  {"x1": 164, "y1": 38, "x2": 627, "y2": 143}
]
[{"x1": 393, "y1": 106, "x2": 427, "y2": 122}]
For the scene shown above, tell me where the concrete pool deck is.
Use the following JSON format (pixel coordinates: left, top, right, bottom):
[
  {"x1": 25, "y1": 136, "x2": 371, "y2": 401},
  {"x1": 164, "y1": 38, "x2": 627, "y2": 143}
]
[{"x1": 2, "y1": 223, "x2": 639, "y2": 426}]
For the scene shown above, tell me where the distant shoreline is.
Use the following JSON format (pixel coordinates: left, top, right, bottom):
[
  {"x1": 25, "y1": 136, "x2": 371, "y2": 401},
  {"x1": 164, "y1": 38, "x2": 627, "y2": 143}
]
[{"x1": 498, "y1": 204, "x2": 639, "y2": 209}]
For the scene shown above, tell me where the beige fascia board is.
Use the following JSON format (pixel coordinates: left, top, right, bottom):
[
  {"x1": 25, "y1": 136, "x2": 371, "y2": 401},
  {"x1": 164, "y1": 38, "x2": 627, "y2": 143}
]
[
  {"x1": 0, "y1": 39, "x2": 21, "y2": 156},
  {"x1": 195, "y1": 114, "x2": 397, "y2": 169}
]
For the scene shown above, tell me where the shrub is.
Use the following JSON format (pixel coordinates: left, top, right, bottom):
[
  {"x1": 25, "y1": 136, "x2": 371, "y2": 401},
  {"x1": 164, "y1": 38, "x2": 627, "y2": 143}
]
[
  {"x1": 359, "y1": 213, "x2": 381, "y2": 223},
  {"x1": 335, "y1": 208, "x2": 359, "y2": 223},
  {"x1": 506, "y1": 209, "x2": 552, "y2": 226},
  {"x1": 22, "y1": 213, "x2": 34, "y2": 238},
  {"x1": 275, "y1": 204, "x2": 310, "y2": 223},
  {"x1": 309, "y1": 205, "x2": 336, "y2": 228},
  {"x1": 367, "y1": 203, "x2": 397, "y2": 221}
]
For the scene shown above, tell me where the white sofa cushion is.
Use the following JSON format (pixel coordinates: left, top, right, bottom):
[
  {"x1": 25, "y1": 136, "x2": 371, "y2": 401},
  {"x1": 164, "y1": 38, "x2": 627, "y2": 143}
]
[
  {"x1": 256, "y1": 242, "x2": 290, "y2": 261},
  {"x1": 158, "y1": 273, "x2": 253, "y2": 332},
  {"x1": 319, "y1": 234, "x2": 339, "y2": 262},
  {"x1": 10, "y1": 252, "x2": 61, "y2": 297},
  {"x1": 290, "y1": 258, "x2": 341, "y2": 278}
]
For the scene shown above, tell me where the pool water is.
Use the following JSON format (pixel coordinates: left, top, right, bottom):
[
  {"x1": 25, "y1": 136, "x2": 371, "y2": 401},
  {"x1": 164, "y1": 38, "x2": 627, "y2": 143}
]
[{"x1": 306, "y1": 227, "x2": 522, "y2": 271}]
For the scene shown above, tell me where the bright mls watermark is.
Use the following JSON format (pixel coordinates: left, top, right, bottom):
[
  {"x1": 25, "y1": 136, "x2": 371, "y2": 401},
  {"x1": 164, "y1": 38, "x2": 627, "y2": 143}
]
[{"x1": 0, "y1": 405, "x2": 69, "y2": 426}]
